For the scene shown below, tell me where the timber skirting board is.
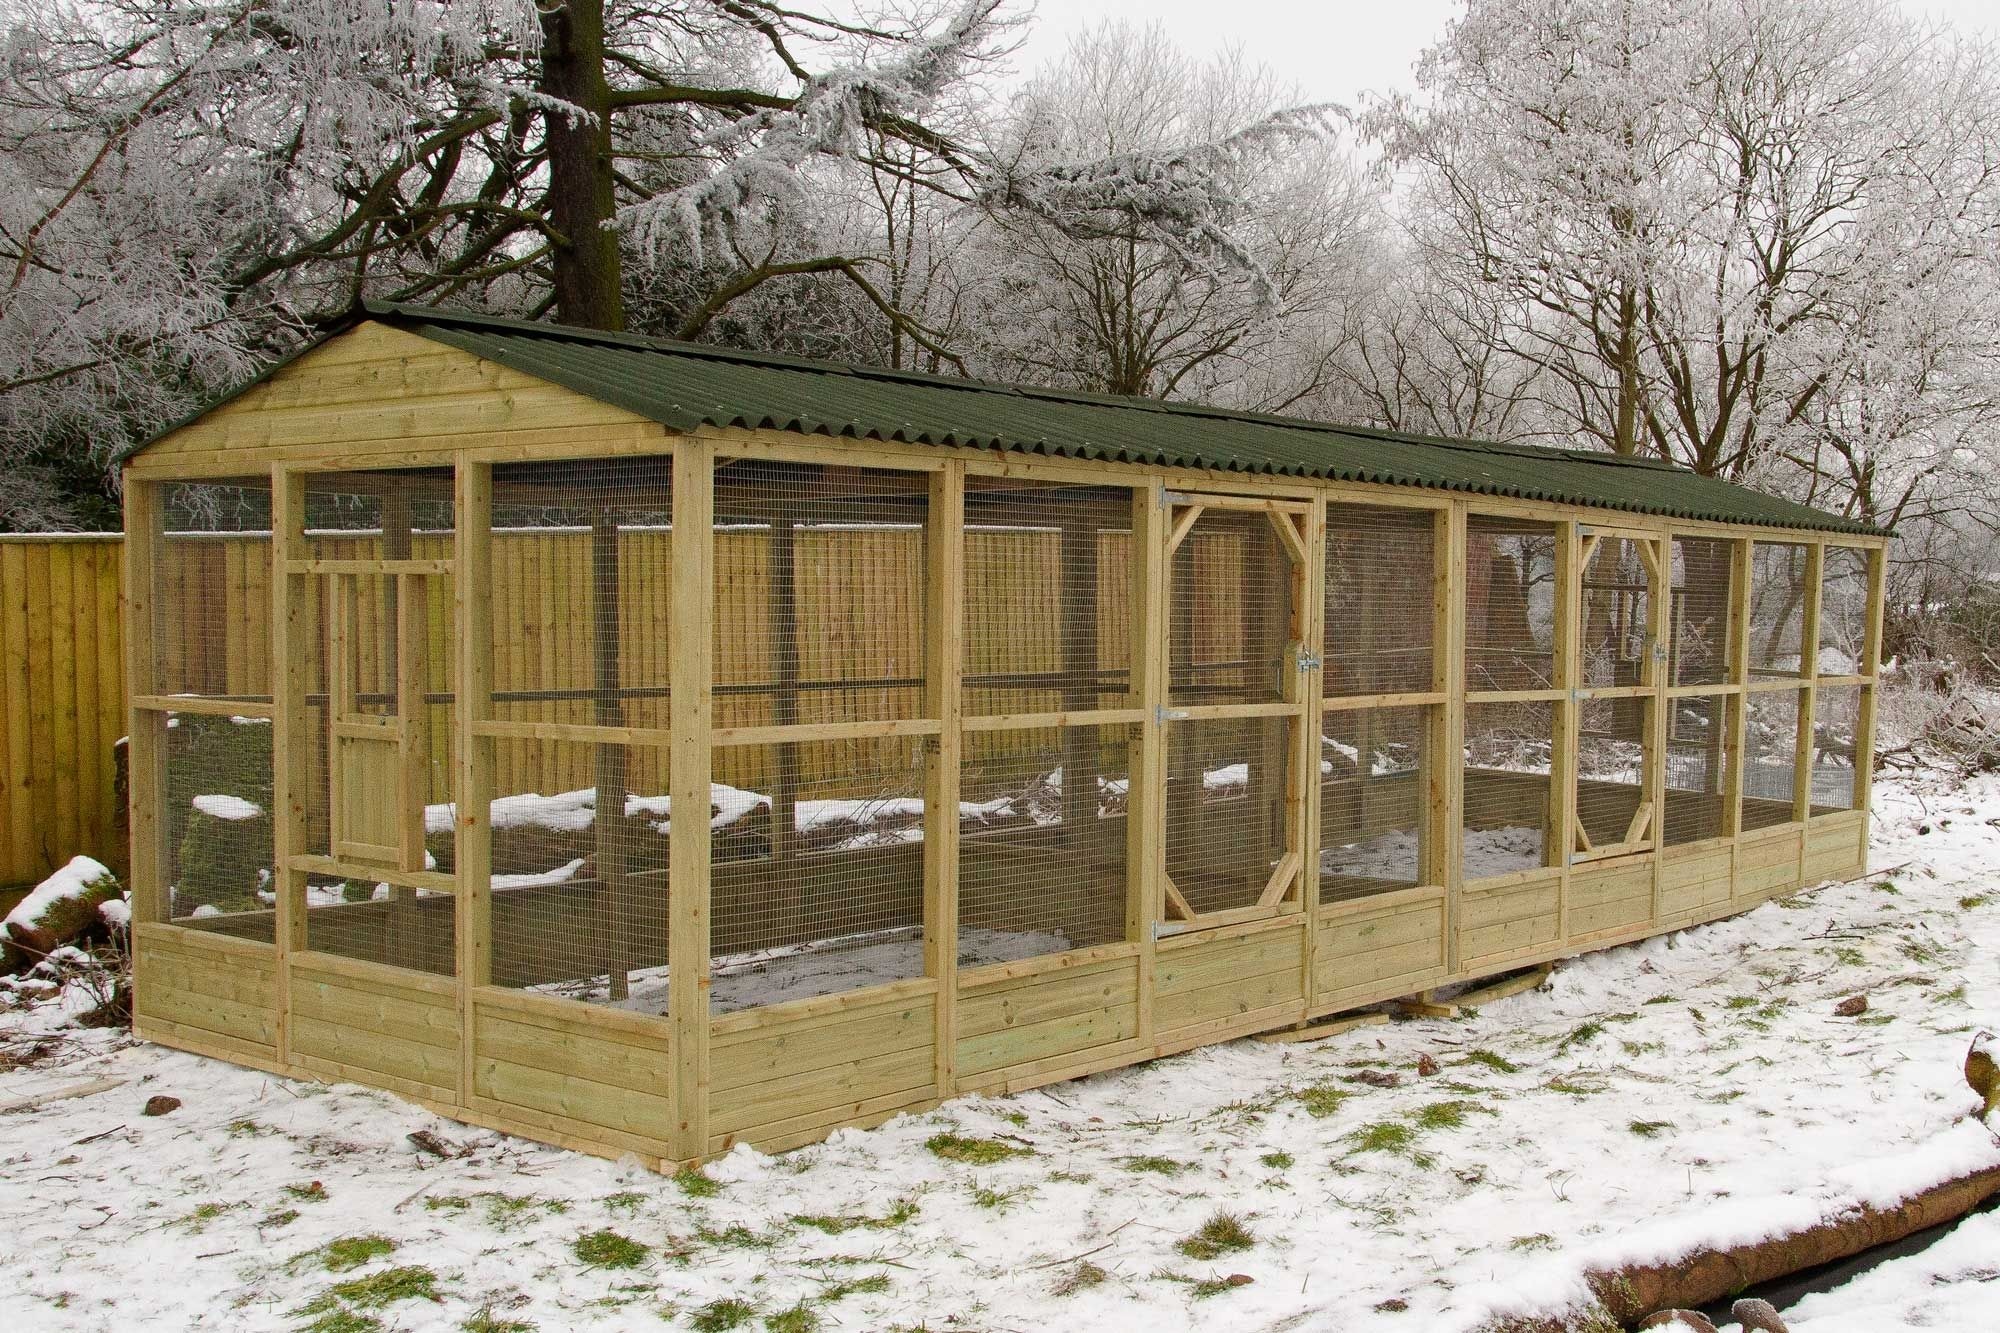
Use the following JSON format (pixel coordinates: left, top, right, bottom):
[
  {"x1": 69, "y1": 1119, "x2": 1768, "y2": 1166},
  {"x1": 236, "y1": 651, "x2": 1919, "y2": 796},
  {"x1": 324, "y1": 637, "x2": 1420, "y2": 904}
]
[{"x1": 130, "y1": 830, "x2": 1865, "y2": 1173}]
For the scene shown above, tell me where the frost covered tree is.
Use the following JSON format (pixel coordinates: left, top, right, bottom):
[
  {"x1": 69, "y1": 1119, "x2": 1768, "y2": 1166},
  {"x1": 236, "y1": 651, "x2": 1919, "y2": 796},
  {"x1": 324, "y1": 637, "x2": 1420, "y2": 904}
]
[
  {"x1": 961, "y1": 22, "x2": 1376, "y2": 404},
  {"x1": 1372, "y1": 0, "x2": 2000, "y2": 507}
]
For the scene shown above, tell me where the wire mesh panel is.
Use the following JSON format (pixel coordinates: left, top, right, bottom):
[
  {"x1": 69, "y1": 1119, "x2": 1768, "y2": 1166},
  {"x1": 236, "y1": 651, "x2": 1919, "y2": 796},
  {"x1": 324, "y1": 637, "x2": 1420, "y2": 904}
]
[
  {"x1": 1323, "y1": 505, "x2": 1436, "y2": 696},
  {"x1": 483, "y1": 735, "x2": 670, "y2": 1006},
  {"x1": 1463, "y1": 701, "x2": 1555, "y2": 878},
  {"x1": 1748, "y1": 542, "x2": 1810, "y2": 678},
  {"x1": 1465, "y1": 516, "x2": 1559, "y2": 691},
  {"x1": 1742, "y1": 689, "x2": 1803, "y2": 830},
  {"x1": 1671, "y1": 536, "x2": 1738, "y2": 687},
  {"x1": 713, "y1": 459, "x2": 928, "y2": 733},
  {"x1": 1664, "y1": 694, "x2": 1733, "y2": 845},
  {"x1": 1579, "y1": 537, "x2": 1655, "y2": 689},
  {"x1": 1164, "y1": 715, "x2": 1296, "y2": 915},
  {"x1": 1810, "y1": 684, "x2": 1862, "y2": 813},
  {"x1": 1170, "y1": 508, "x2": 1298, "y2": 706},
  {"x1": 163, "y1": 711, "x2": 276, "y2": 939},
  {"x1": 1818, "y1": 547, "x2": 1871, "y2": 675},
  {"x1": 490, "y1": 459, "x2": 674, "y2": 748},
  {"x1": 1320, "y1": 705, "x2": 1429, "y2": 901},
  {"x1": 963, "y1": 478, "x2": 1133, "y2": 716},
  {"x1": 156, "y1": 479, "x2": 273, "y2": 701},
  {"x1": 709, "y1": 738, "x2": 928, "y2": 1013},
  {"x1": 1576, "y1": 695, "x2": 1653, "y2": 851},
  {"x1": 958, "y1": 724, "x2": 1132, "y2": 964}
]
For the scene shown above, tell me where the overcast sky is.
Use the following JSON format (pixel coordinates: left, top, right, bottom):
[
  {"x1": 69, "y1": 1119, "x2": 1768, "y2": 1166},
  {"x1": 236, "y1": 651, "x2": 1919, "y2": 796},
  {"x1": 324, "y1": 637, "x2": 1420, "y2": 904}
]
[{"x1": 1007, "y1": 0, "x2": 1999, "y2": 106}]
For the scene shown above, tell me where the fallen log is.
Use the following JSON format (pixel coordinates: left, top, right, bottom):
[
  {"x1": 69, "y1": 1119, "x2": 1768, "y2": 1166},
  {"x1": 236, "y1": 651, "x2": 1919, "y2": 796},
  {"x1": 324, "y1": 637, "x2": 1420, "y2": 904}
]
[{"x1": 1, "y1": 856, "x2": 122, "y2": 973}]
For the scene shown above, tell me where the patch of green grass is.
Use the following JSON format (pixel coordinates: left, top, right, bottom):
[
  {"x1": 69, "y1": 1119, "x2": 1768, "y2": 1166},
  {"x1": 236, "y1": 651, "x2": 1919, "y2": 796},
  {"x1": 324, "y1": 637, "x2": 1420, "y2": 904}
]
[
  {"x1": 820, "y1": 1274, "x2": 891, "y2": 1301},
  {"x1": 462, "y1": 1312, "x2": 534, "y2": 1333},
  {"x1": 299, "y1": 1266, "x2": 442, "y2": 1315},
  {"x1": 1858, "y1": 1013, "x2": 1894, "y2": 1026},
  {"x1": 177, "y1": 1200, "x2": 241, "y2": 1232},
  {"x1": 1412, "y1": 1100, "x2": 1487, "y2": 1131},
  {"x1": 1876, "y1": 881, "x2": 1901, "y2": 895},
  {"x1": 694, "y1": 1223, "x2": 779, "y2": 1251},
  {"x1": 1051, "y1": 1260, "x2": 1108, "y2": 1296},
  {"x1": 298, "y1": 1312, "x2": 380, "y2": 1333},
  {"x1": 480, "y1": 1193, "x2": 566, "y2": 1226},
  {"x1": 1000, "y1": 1109, "x2": 1029, "y2": 1128},
  {"x1": 284, "y1": 1181, "x2": 330, "y2": 1203},
  {"x1": 924, "y1": 1132, "x2": 1029, "y2": 1165},
  {"x1": 1832, "y1": 946, "x2": 1867, "y2": 966},
  {"x1": 1627, "y1": 1120, "x2": 1675, "y2": 1138},
  {"x1": 1725, "y1": 994, "x2": 1760, "y2": 1010},
  {"x1": 1346, "y1": 1121, "x2": 1415, "y2": 1154},
  {"x1": 1176, "y1": 1211, "x2": 1255, "y2": 1260},
  {"x1": 690, "y1": 1298, "x2": 757, "y2": 1332},
  {"x1": 1554, "y1": 1021, "x2": 1605, "y2": 1055},
  {"x1": 1643, "y1": 994, "x2": 1678, "y2": 1006},
  {"x1": 603, "y1": 1190, "x2": 646, "y2": 1215},
  {"x1": 227, "y1": 1118, "x2": 273, "y2": 1138},
  {"x1": 1191, "y1": 1274, "x2": 1255, "y2": 1298},
  {"x1": 674, "y1": 1166, "x2": 719, "y2": 1198},
  {"x1": 764, "y1": 1305, "x2": 817, "y2": 1333},
  {"x1": 791, "y1": 1199, "x2": 918, "y2": 1234},
  {"x1": 1508, "y1": 1233, "x2": 1555, "y2": 1251},
  {"x1": 1544, "y1": 1075, "x2": 1606, "y2": 1096},
  {"x1": 1259, "y1": 1150, "x2": 1293, "y2": 1170},
  {"x1": 1461, "y1": 1049, "x2": 1520, "y2": 1074},
  {"x1": 1936, "y1": 983, "x2": 1968, "y2": 1005},
  {"x1": 572, "y1": 1229, "x2": 648, "y2": 1270},
  {"x1": 262, "y1": 1208, "x2": 301, "y2": 1228},
  {"x1": 1121, "y1": 1154, "x2": 1189, "y2": 1175},
  {"x1": 969, "y1": 1182, "x2": 1033, "y2": 1210},
  {"x1": 322, "y1": 1235, "x2": 396, "y2": 1273},
  {"x1": 422, "y1": 1195, "x2": 470, "y2": 1213},
  {"x1": 1961, "y1": 895, "x2": 1988, "y2": 910},
  {"x1": 1290, "y1": 1081, "x2": 1349, "y2": 1118}
]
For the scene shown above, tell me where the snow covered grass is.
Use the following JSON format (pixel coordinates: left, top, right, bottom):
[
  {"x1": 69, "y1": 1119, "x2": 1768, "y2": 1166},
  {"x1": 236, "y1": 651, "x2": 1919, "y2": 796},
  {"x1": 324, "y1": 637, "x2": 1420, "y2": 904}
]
[{"x1": 1, "y1": 770, "x2": 1996, "y2": 1331}]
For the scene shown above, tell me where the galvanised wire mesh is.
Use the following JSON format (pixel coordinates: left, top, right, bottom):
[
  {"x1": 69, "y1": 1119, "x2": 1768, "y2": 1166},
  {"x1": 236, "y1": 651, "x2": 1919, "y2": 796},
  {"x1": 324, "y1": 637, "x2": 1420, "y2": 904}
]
[
  {"x1": 1323, "y1": 504, "x2": 1435, "y2": 696},
  {"x1": 485, "y1": 736, "x2": 669, "y2": 1007},
  {"x1": 1576, "y1": 694, "x2": 1652, "y2": 850},
  {"x1": 1170, "y1": 508, "x2": 1297, "y2": 706},
  {"x1": 1320, "y1": 705, "x2": 1428, "y2": 901},
  {"x1": 1748, "y1": 542, "x2": 1810, "y2": 678},
  {"x1": 709, "y1": 459, "x2": 933, "y2": 1012},
  {"x1": 1818, "y1": 547, "x2": 1871, "y2": 675},
  {"x1": 1664, "y1": 694, "x2": 1733, "y2": 845},
  {"x1": 1164, "y1": 715, "x2": 1294, "y2": 915},
  {"x1": 962, "y1": 478, "x2": 1133, "y2": 717},
  {"x1": 1580, "y1": 537, "x2": 1653, "y2": 689},
  {"x1": 1465, "y1": 516, "x2": 1558, "y2": 692},
  {"x1": 299, "y1": 470, "x2": 457, "y2": 976},
  {"x1": 155, "y1": 479, "x2": 277, "y2": 939},
  {"x1": 1742, "y1": 688, "x2": 1803, "y2": 830},
  {"x1": 1463, "y1": 700, "x2": 1555, "y2": 878},
  {"x1": 1671, "y1": 536, "x2": 1737, "y2": 687},
  {"x1": 958, "y1": 724, "x2": 1133, "y2": 965},
  {"x1": 1810, "y1": 684, "x2": 1863, "y2": 813},
  {"x1": 710, "y1": 736, "x2": 928, "y2": 1013}
]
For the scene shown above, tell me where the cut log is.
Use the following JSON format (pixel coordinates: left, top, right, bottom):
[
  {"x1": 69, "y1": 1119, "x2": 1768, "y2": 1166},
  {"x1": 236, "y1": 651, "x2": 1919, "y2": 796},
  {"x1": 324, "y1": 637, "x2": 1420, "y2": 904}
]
[{"x1": 2, "y1": 856, "x2": 122, "y2": 973}]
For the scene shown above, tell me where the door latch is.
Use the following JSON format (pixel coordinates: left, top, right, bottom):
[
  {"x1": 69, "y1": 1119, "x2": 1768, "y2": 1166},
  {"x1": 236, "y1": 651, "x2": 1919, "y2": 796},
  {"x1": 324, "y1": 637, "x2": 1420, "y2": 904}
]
[{"x1": 1295, "y1": 645, "x2": 1323, "y2": 672}]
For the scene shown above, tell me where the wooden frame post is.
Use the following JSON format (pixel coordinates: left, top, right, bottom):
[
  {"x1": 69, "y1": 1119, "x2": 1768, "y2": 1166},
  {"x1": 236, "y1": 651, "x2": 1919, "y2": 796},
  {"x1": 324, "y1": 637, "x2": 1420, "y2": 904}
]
[
  {"x1": 1438, "y1": 503, "x2": 1467, "y2": 971},
  {"x1": 1296, "y1": 496, "x2": 1327, "y2": 1002},
  {"x1": 270, "y1": 465, "x2": 308, "y2": 1064},
  {"x1": 1129, "y1": 482, "x2": 1169, "y2": 1042},
  {"x1": 1552, "y1": 520, "x2": 1581, "y2": 938},
  {"x1": 924, "y1": 462, "x2": 965, "y2": 1095},
  {"x1": 1852, "y1": 545, "x2": 1888, "y2": 826},
  {"x1": 1795, "y1": 544, "x2": 1824, "y2": 843},
  {"x1": 454, "y1": 461, "x2": 494, "y2": 1105},
  {"x1": 1723, "y1": 540, "x2": 1752, "y2": 838},
  {"x1": 121, "y1": 478, "x2": 167, "y2": 926},
  {"x1": 669, "y1": 439, "x2": 715, "y2": 1162}
]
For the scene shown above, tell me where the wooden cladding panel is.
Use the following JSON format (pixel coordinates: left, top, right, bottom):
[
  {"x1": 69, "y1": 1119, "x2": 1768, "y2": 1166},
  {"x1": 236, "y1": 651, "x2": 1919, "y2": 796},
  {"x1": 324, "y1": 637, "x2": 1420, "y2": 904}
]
[
  {"x1": 1313, "y1": 892, "x2": 1448, "y2": 1006},
  {"x1": 471, "y1": 995, "x2": 673, "y2": 1149},
  {"x1": 955, "y1": 954, "x2": 1142, "y2": 1078},
  {"x1": 132, "y1": 922, "x2": 278, "y2": 1055},
  {"x1": 1567, "y1": 861, "x2": 1655, "y2": 943},
  {"x1": 1804, "y1": 812, "x2": 1868, "y2": 884},
  {"x1": 1154, "y1": 921, "x2": 1307, "y2": 1035},
  {"x1": 288, "y1": 954, "x2": 460, "y2": 1102},
  {"x1": 1660, "y1": 843, "x2": 1734, "y2": 922},
  {"x1": 1458, "y1": 873, "x2": 1561, "y2": 968}
]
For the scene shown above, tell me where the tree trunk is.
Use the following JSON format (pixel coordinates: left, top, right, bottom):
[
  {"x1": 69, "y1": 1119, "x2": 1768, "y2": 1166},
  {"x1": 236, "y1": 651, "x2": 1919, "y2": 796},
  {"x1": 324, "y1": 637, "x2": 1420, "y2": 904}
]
[{"x1": 539, "y1": 0, "x2": 625, "y2": 331}]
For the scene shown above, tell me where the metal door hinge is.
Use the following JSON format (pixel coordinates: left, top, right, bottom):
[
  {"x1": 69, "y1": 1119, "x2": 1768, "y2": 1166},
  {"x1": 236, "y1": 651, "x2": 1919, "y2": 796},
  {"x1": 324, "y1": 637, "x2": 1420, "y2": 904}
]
[
  {"x1": 1156, "y1": 706, "x2": 1190, "y2": 724},
  {"x1": 1295, "y1": 645, "x2": 1323, "y2": 672}
]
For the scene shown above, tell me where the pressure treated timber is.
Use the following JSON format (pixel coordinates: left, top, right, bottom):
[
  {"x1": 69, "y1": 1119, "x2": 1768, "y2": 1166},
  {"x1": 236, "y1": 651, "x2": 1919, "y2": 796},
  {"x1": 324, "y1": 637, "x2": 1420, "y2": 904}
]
[{"x1": 119, "y1": 318, "x2": 1889, "y2": 1172}]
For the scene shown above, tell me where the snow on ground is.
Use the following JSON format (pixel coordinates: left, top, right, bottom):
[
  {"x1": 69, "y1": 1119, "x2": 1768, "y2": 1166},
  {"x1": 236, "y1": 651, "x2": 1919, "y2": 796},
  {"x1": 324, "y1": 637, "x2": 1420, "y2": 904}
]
[{"x1": 1, "y1": 769, "x2": 1996, "y2": 1332}]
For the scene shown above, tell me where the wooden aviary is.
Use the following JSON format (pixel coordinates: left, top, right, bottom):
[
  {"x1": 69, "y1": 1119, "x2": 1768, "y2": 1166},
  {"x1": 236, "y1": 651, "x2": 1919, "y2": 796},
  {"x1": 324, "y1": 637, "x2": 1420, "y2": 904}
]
[{"x1": 121, "y1": 305, "x2": 1889, "y2": 1167}]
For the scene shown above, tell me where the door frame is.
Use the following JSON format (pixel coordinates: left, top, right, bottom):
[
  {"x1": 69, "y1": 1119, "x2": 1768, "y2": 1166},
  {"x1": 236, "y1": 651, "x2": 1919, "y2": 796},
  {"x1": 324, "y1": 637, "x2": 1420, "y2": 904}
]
[{"x1": 1570, "y1": 524, "x2": 1668, "y2": 863}]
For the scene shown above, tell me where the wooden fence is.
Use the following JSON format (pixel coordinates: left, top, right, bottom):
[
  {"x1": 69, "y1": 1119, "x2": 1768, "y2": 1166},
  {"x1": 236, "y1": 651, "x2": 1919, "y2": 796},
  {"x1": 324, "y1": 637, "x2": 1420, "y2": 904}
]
[{"x1": 0, "y1": 535, "x2": 126, "y2": 888}]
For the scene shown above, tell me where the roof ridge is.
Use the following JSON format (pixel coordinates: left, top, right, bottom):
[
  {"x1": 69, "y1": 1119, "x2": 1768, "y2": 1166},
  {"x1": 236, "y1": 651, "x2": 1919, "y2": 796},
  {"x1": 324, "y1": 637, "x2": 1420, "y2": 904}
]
[{"x1": 362, "y1": 300, "x2": 1681, "y2": 473}]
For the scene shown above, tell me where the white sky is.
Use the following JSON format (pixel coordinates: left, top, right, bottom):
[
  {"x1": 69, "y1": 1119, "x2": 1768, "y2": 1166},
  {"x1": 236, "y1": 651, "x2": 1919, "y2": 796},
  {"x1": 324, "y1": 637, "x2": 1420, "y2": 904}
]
[{"x1": 1007, "y1": 0, "x2": 2000, "y2": 105}]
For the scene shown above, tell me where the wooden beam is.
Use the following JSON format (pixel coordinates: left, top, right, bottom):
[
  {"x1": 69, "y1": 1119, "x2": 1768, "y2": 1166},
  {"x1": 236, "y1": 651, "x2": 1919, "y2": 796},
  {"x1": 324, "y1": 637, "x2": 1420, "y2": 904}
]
[
  {"x1": 122, "y1": 480, "x2": 165, "y2": 924},
  {"x1": 669, "y1": 439, "x2": 714, "y2": 1161},
  {"x1": 1129, "y1": 484, "x2": 1168, "y2": 1044},
  {"x1": 269, "y1": 465, "x2": 308, "y2": 1063},
  {"x1": 1437, "y1": 504, "x2": 1466, "y2": 971},
  {"x1": 1164, "y1": 503, "x2": 1203, "y2": 555},
  {"x1": 590, "y1": 512, "x2": 632, "y2": 1000},
  {"x1": 924, "y1": 463, "x2": 964, "y2": 1096},
  {"x1": 454, "y1": 460, "x2": 495, "y2": 1107}
]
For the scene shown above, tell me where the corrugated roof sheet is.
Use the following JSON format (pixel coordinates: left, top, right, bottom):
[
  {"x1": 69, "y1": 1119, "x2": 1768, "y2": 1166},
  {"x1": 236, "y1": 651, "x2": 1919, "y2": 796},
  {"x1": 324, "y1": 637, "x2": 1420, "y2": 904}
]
[{"x1": 139, "y1": 301, "x2": 1886, "y2": 537}]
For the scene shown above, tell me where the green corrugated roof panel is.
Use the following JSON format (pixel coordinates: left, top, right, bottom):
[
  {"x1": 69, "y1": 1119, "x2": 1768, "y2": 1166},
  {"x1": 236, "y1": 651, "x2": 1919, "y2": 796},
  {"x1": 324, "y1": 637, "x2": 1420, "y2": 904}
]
[{"x1": 136, "y1": 301, "x2": 1886, "y2": 537}]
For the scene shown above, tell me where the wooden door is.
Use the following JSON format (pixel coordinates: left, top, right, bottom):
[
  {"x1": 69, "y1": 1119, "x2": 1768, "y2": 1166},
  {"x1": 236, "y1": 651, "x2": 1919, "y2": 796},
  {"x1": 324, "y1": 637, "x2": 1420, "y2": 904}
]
[{"x1": 1572, "y1": 528, "x2": 1668, "y2": 861}]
